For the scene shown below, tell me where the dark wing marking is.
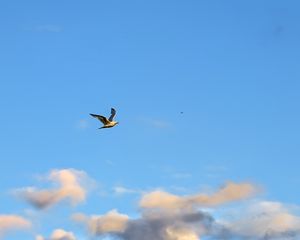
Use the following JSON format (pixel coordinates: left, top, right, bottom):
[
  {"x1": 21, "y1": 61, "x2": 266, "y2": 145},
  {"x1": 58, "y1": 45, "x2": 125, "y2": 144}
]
[
  {"x1": 109, "y1": 108, "x2": 116, "y2": 121},
  {"x1": 90, "y1": 114, "x2": 109, "y2": 124}
]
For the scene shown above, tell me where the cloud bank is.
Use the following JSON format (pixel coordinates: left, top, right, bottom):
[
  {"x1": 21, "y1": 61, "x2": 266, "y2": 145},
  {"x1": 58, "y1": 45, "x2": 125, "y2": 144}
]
[
  {"x1": 72, "y1": 181, "x2": 300, "y2": 240},
  {"x1": 5, "y1": 169, "x2": 300, "y2": 239},
  {"x1": 73, "y1": 182, "x2": 259, "y2": 240}
]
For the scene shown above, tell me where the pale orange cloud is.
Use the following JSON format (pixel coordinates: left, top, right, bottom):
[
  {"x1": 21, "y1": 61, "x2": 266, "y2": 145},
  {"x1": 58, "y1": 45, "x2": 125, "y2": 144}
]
[
  {"x1": 72, "y1": 209, "x2": 129, "y2": 235},
  {"x1": 15, "y1": 169, "x2": 92, "y2": 209},
  {"x1": 0, "y1": 215, "x2": 31, "y2": 236},
  {"x1": 36, "y1": 228, "x2": 76, "y2": 240},
  {"x1": 165, "y1": 227, "x2": 199, "y2": 240},
  {"x1": 140, "y1": 182, "x2": 257, "y2": 210}
]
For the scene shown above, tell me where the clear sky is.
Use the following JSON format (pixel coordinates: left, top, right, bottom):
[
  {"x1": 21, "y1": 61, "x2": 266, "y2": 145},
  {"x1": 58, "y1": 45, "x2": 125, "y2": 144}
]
[{"x1": 0, "y1": 0, "x2": 300, "y2": 239}]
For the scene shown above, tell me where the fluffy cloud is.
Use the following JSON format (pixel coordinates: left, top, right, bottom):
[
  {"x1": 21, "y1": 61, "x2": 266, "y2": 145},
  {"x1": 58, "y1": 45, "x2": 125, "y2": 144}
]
[
  {"x1": 15, "y1": 169, "x2": 92, "y2": 209},
  {"x1": 9, "y1": 170, "x2": 300, "y2": 240},
  {"x1": 165, "y1": 227, "x2": 199, "y2": 240},
  {"x1": 0, "y1": 215, "x2": 31, "y2": 236},
  {"x1": 36, "y1": 229, "x2": 76, "y2": 240},
  {"x1": 73, "y1": 182, "x2": 257, "y2": 240},
  {"x1": 224, "y1": 201, "x2": 300, "y2": 239},
  {"x1": 73, "y1": 209, "x2": 214, "y2": 240},
  {"x1": 140, "y1": 182, "x2": 257, "y2": 210},
  {"x1": 72, "y1": 209, "x2": 129, "y2": 235},
  {"x1": 72, "y1": 181, "x2": 300, "y2": 239}
]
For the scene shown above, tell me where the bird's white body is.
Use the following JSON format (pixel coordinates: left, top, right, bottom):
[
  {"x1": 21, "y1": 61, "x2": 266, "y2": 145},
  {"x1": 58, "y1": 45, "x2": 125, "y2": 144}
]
[
  {"x1": 101, "y1": 121, "x2": 118, "y2": 128},
  {"x1": 90, "y1": 108, "x2": 119, "y2": 129}
]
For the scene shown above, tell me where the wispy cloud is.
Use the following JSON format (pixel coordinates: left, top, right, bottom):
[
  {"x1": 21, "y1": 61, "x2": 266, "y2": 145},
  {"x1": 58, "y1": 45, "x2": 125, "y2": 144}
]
[
  {"x1": 0, "y1": 215, "x2": 31, "y2": 237},
  {"x1": 171, "y1": 172, "x2": 192, "y2": 179},
  {"x1": 76, "y1": 119, "x2": 89, "y2": 130},
  {"x1": 113, "y1": 186, "x2": 140, "y2": 196},
  {"x1": 14, "y1": 169, "x2": 94, "y2": 209},
  {"x1": 139, "y1": 117, "x2": 171, "y2": 129}
]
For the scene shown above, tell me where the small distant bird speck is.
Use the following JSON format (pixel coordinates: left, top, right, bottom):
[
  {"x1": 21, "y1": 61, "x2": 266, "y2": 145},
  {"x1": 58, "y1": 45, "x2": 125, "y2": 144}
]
[{"x1": 90, "y1": 108, "x2": 119, "y2": 129}]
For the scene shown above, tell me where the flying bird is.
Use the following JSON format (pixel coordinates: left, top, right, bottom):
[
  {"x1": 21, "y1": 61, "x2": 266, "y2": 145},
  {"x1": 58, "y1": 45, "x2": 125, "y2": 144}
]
[{"x1": 90, "y1": 108, "x2": 119, "y2": 129}]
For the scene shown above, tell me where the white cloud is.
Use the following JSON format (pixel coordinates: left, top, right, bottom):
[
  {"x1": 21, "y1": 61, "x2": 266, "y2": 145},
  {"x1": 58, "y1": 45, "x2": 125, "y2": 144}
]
[
  {"x1": 225, "y1": 201, "x2": 300, "y2": 239},
  {"x1": 113, "y1": 186, "x2": 140, "y2": 195}
]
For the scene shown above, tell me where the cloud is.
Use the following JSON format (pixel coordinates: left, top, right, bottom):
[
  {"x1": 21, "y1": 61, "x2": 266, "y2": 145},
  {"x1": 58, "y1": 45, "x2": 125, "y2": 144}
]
[
  {"x1": 8, "y1": 172, "x2": 300, "y2": 240},
  {"x1": 76, "y1": 119, "x2": 89, "y2": 130},
  {"x1": 15, "y1": 169, "x2": 93, "y2": 209},
  {"x1": 75, "y1": 199, "x2": 300, "y2": 240},
  {"x1": 165, "y1": 227, "x2": 199, "y2": 240},
  {"x1": 73, "y1": 182, "x2": 258, "y2": 240},
  {"x1": 36, "y1": 229, "x2": 76, "y2": 240},
  {"x1": 140, "y1": 182, "x2": 257, "y2": 210},
  {"x1": 223, "y1": 201, "x2": 300, "y2": 239},
  {"x1": 0, "y1": 215, "x2": 31, "y2": 236},
  {"x1": 171, "y1": 172, "x2": 192, "y2": 179},
  {"x1": 73, "y1": 209, "x2": 214, "y2": 240},
  {"x1": 139, "y1": 117, "x2": 171, "y2": 129},
  {"x1": 72, "y1": 210, "x2": 129, "y2": 235},
  {"x1": 113, "y1": 186, "x2": 140, "y2": 195},
  {"x1": 149, "y1": 120, "x2": 170, "y2": 129}
]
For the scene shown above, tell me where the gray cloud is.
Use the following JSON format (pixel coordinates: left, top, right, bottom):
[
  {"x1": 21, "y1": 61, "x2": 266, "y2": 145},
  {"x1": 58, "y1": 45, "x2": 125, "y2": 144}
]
[
  {"x1": 73, "y1": 209, "x2": 216, "y2": 240},
  {"x1": 117, "y1": 211, "x2": 215, "y2": 240}
]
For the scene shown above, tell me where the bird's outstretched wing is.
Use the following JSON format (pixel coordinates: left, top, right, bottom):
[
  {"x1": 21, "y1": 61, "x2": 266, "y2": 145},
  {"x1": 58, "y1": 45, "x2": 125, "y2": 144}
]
[
  {"x1": 109, "y1": 108, "x2": 116, "y2": 121},
  {"x1": 90, "y1": 114, "x2": 109, "y2": 124}
]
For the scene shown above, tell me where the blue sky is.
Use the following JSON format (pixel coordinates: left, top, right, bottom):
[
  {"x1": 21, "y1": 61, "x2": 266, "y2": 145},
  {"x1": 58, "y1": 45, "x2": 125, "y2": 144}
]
[{"x1": 0, "y1": 0, "x2": 300, "y2": 239}]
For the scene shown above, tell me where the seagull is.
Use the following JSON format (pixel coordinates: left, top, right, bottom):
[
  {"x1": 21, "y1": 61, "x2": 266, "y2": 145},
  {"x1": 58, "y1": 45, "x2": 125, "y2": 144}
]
[{"x1": 90, "y1": 108, "x2": 119, "y2": 129}]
